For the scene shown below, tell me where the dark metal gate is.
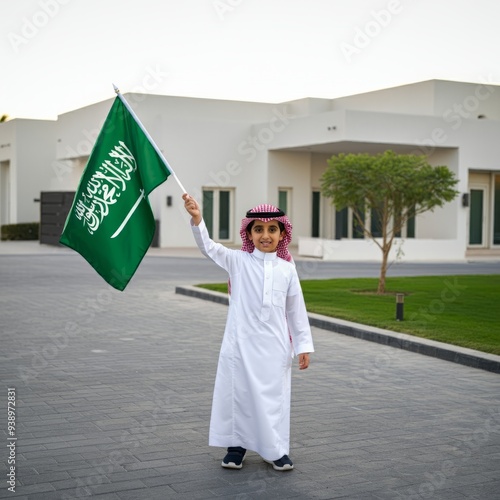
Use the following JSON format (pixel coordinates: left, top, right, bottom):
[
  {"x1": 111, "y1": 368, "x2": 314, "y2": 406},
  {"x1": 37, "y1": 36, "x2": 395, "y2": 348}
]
[
  {"x1": 39, "y1": 191, "x2": 160, "y2": 247},
  {"x1": 39, "y1": 191, "x2": 75, "y2": 245}
]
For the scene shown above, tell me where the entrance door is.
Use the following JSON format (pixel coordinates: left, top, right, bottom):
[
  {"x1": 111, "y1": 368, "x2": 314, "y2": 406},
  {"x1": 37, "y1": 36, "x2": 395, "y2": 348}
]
[{"x1": 468, "y1": 186, "x2": 487, "y2": 247}]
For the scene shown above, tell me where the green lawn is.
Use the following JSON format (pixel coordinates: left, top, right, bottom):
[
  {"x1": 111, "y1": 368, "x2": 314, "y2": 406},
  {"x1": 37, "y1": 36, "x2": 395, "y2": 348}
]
[{"x1": 197, "y1": 275, "x2": 500, "y2": 355}]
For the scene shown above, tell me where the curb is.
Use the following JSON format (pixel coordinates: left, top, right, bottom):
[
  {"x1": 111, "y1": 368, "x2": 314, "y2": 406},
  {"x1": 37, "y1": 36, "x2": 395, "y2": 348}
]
[{"x1": 175, "y1": 285, "x2": 500, "y2": 375}]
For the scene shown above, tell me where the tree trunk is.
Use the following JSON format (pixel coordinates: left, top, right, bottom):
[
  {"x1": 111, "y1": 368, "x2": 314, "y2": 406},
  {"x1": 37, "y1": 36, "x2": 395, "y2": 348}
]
[{"x1": 377, "y1": 246, "x2": 390, "y2": 294}]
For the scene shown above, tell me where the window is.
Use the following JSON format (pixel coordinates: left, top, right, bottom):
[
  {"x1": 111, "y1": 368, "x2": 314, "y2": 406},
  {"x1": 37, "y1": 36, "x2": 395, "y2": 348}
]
[
  {"x1": 333, "y1": 203, "x2": 415, "y2": 240},
  {"x1": 375, "y1": 205, "x2": 416, "y2": 239},
  {"x1": 370, "y1": 203, "x2": 383, "y2": 238},
  {"x1": 335, "y1": 207, "x2": 348, "y2": 239},
  {"x1": 352, "y1": 204, "x2": 365, "y2": 239},
  {"x1": 202, "y1": 190, "x2": 214, "y2": 236},
  {"x1": 393, "y1": 207, "x2": 415, "y2": 238},
  {"x1": 202, "y1": 188, "x2": 233, "y2": 241},
  {"x1": 406, "y1": 207, "x2": 416, "y2": 238},
  {"x1": 278, "y1": 188, "x2": 291, "y2": 215}
]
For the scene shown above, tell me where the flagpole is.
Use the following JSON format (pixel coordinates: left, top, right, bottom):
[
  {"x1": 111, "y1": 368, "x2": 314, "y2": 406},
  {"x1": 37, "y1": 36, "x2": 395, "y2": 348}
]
[{"x1": 112, "y1": 84, "x2": 187, "y2": 194}]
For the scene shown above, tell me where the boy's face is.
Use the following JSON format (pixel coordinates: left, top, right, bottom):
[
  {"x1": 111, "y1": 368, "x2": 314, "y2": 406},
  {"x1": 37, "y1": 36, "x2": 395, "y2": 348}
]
[{"x1": 247, "y1": 220, "x2": 284, "y2": 253}]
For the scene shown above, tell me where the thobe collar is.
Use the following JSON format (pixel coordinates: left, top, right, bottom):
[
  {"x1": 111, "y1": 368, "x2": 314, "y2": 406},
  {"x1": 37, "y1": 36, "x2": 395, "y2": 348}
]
[{"x1": 252, "y1": 248, "x2": 277, "y2": 261}]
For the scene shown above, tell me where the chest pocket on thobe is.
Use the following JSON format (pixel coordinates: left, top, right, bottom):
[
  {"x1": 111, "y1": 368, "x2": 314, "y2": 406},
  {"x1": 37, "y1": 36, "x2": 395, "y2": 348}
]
[
  {"x1": 260, "y1": 261, "x2": 289, "y2": 321},
  {"x1": 272, "y1": 286, "x2": 287, "y2": 309}
]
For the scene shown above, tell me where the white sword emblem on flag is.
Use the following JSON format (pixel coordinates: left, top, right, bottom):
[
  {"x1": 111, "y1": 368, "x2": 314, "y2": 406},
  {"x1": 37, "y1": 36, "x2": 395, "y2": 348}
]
[{"x1": 110, "y1": 189, "x2": 145, "y2": 239}]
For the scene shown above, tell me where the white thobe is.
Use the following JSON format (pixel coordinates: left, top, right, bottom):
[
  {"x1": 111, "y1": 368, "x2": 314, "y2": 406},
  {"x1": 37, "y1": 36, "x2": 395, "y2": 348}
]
[{"x1": 192, "y1": 219, "x2": 314, "y2": 461}]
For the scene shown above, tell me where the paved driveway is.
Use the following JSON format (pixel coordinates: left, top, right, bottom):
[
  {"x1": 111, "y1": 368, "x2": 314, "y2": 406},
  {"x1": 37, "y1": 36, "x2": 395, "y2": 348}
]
[{"x1": 1, "y1": 253, "x2": 499, "y2": 499}]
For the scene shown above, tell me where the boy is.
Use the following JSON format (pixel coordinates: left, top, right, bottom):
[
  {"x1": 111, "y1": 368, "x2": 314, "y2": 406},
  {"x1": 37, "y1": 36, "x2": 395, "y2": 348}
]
[{"x1": 183, "y1": 194, "x2": 314, "y2": 471}]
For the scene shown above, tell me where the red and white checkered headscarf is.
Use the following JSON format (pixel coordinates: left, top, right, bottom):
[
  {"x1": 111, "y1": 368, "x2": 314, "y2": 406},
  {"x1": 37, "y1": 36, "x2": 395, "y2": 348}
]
[{"x1": 240, "y1": 204, "x2": 293, "y2": 262}]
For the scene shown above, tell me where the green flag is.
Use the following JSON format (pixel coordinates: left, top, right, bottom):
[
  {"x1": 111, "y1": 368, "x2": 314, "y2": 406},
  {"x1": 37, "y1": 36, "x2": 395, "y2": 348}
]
[{"x1": 60, "y1": 96, "x2": 170, "y2": 291}]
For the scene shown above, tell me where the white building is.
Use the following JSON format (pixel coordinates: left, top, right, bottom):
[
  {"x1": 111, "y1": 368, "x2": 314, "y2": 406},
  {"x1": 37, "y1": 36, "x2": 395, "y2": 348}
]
[{"x1": 1, "y1": 79, "x2": 499, "y2": 261}]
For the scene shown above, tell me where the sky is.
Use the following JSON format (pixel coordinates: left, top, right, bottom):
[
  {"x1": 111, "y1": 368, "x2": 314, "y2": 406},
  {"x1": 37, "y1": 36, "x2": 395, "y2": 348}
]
[{"x1": 1, "y1": 0, "x2": 500, "y2": 120}]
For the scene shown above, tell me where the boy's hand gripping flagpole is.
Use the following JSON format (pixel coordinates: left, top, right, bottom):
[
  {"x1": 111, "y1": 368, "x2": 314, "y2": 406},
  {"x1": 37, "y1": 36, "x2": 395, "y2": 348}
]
[{"x1": 112, "y1": 84, "x2": 187, "y2": 195}]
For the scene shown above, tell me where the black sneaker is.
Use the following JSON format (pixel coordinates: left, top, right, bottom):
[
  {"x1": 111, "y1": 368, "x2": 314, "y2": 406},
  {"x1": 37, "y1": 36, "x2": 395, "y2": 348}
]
[
  {"x1": 221, "y1": 447, "x2": 247, "y2": 469},
  {"x1": 264, "y1": 454, "x2": 294, "y2": 471}
]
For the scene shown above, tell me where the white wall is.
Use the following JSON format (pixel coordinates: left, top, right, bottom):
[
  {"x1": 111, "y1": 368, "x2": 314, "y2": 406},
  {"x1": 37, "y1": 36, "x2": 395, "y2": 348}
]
[
  {"x1": 332, "y1": 80, "x2": 437, "y2": 116},
  {"x1": 0, "y1": 119, "x2": 57, "y2": 224},
  {"x1": 299, "y1": 237, "x2": 465, "y2": 262},
  {"x1": 433, "y1": 80, "x2": 500, "y2": 121},
  {"x1": 16, "y1": 120, "x2": 57, "y2": 222},
  {"x1": 157, "y1": 116, "x2": 268, "y2": 247},
  {"x1": 268, "y1": 109, "x2": 347, "y2": 150},
  {"x1": 411, "y1": 148, "x2": 461, "y2": 240},
  {"x1": 56, "y1": 99, "x2": 114, "y2": 161},
  {"x1": 0, "y1": 121, "x2": 15, "y2": 224}
]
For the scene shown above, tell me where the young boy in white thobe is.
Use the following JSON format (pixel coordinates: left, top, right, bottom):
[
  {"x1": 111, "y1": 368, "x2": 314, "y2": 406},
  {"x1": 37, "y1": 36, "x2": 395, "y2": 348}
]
[{"x1": 183, "y1": 194, "x2": 314, "y2": 471}]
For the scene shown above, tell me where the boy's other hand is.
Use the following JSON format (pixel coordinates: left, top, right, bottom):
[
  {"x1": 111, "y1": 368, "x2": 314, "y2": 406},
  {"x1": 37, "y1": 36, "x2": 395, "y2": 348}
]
[{"x1": 298, "y1": 353, "x2": 310, "y2": 370}]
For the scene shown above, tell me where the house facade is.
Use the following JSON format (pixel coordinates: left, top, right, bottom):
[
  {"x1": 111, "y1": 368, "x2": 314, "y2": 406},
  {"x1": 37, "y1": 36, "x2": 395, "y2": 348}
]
[{"x1": 1, "y1": 80, "x2": 499, "y2": 261}]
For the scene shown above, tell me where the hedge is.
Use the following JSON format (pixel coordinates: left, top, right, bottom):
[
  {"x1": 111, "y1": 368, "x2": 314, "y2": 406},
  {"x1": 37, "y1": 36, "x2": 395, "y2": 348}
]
[{"x1": 1, "y1": 223, "x2": 39, "y2": 241}]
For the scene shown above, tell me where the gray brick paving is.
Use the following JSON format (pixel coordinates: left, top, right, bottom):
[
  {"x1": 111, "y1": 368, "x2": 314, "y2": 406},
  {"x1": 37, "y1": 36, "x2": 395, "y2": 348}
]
[
  {"x1": 1, "y1": 253, "x2": 500, "y2": 499},
  {"x1": 175, "y1": 286, "x2": 500, "y2": 374}
]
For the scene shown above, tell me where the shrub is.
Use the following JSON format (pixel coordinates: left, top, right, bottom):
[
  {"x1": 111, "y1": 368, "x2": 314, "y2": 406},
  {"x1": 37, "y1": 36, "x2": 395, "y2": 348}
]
[{"x1": 1, "y1": 223, "x2": 39, "y2": 241}]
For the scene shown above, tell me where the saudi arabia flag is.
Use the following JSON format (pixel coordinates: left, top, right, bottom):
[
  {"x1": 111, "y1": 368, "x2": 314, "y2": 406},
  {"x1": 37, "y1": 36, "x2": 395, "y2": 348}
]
[{"x1": 60, "y1": 96, "x2": 170, "y2": 291}]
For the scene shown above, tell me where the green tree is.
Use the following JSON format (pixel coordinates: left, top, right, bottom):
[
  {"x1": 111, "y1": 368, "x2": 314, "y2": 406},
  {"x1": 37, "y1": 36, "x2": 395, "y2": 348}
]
[
  {"x1": 320, "y1": 150, "x2": 459, "y2": 294},
  {"x1": 0, "y1": 115, "x2": 9, "y2": 123}
]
